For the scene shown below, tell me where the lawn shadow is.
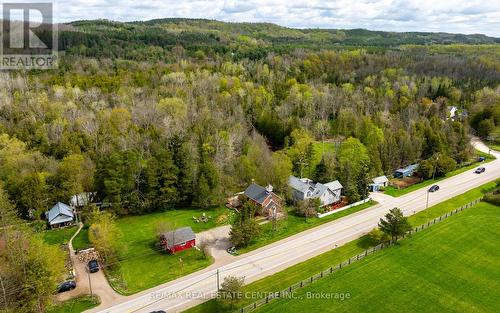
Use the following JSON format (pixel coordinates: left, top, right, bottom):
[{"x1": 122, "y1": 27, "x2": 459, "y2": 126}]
[{"x1": 356, "y1": 235, "x2": 378, "y2": 249}]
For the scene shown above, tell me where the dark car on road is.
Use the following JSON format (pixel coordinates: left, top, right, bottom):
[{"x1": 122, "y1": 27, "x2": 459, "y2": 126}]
[
  {"x1": 88, "y1": 260, "x2": 99, "y2": 273},
  {"x1": 150, "y1": 311, "x2": 166, "y2": 313},
  {"x1": 57, "y1": 281, "x2": 76, "y2": 293},
  {"x1": 474, "y1": 167, "x2": 486, "y2": 174},
  {"x1": 428, "y1": 185, "x2": 440, "y2": 192}
]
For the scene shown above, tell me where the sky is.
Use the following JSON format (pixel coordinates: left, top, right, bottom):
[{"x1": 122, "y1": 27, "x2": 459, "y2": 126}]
[{"x1": 13, "y1": 0, "x2": 500, "y2": 37}]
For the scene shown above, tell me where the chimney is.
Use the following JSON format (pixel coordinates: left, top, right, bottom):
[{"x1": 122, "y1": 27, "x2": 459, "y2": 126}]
[{"x1": 265, "y1": 184, "x2": 274, "y2": 193}]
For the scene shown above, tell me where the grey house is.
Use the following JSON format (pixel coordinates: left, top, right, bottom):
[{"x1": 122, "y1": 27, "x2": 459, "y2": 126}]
[
  {"x1": 46, "y1": 202, "x2": 75, "y2": 228},
  {"x1": 288, "y1": 176, "x2": 343, "y2": 207}
]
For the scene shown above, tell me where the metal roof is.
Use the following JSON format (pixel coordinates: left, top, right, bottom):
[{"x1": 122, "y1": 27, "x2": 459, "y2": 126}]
[
  {"x1": 47, "y1": 202, "x2": 74, "y2": 225},
  {"x1": 289, "y1": 176, "x2": 343, "y2": 200},
  {"x1": 372, "y1": 175, "x2": 389, "y2": 184},
  {"x1": 160, "y1": 227, "x2": 196, "y2": 248},
  {"x1": 324, "y1": 180, "x2": 343, "y2": 191}
]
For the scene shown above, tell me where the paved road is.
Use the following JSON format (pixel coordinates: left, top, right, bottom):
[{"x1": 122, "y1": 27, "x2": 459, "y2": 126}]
[{"x1": 93, "y1": 140, "x2": 499, "y2": 313}]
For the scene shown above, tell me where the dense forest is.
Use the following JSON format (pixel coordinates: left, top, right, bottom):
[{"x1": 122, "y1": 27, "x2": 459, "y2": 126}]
[{"x1": 0, "y1": 19, "x2": 499, "y2": 219}]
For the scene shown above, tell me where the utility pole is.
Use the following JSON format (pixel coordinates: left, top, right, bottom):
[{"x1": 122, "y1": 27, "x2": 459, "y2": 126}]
[
  {"x1": 87, "y1": 265, "x2": 93, "y2": 297},
  {"x1": 432, "y1": 153, "x2": 440, "y2": 181},
  {"x1": 216, "y1": 269, "x2": 220, "y2": 292},
  {"x1": 272, "y1": 207, "x2": 277, "y2": 234}
]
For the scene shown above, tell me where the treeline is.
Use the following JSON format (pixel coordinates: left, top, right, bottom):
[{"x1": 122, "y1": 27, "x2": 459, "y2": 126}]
[
  {"x1": 52, "y1": 19, "x2": 500, "y2": 64},
  {"x1": 0, "y1": 36, "x2": 498, "y2": 218}
]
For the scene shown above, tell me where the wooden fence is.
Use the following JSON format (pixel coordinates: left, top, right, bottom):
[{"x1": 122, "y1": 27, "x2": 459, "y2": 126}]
[{"x1": 237, "y1": 198, "x2": 483, "y2": 313}]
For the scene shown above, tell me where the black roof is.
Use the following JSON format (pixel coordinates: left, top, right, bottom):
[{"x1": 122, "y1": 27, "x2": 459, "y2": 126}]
[{"x1": 244, "y1": 183, "x2": 270, "y2": 204}]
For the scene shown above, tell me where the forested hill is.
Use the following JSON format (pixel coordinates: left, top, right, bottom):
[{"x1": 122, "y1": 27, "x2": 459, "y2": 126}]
[{"x1": 58, "y1": 18, "x2": 500, "y2": 60}]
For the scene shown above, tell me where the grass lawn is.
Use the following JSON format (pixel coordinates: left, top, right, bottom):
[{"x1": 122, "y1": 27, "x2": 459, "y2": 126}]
[
  {"x1": 258, "y1": 201, "x2": 500, "y2": 313},
  {"x1": 42, "y1": 226, "x2": 78, "y2": 246},
  {"x1": 185, "y1": 180, "x2": 497, "y2": 313},
  {"x1": 385, "y1": 151, "x2": 495, "y2": 197},
  {"x1": 238, "y1": 200, "x2": 377, "y2": 254},
  {"x1": 48, "y1": 295, "x2": 100, "y2": 313},
  {"x1": 105, "y1": 206, "x2": 229, "y2": 295},
  {"x1": 72, "y1": 227, "x2": 91, "y2": 251}
]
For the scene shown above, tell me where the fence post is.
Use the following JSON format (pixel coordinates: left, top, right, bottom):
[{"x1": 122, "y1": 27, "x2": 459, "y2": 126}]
[
  {"x1": 365, "y1": 250, "x2": 368, "y2": 257},
  {"x1": 348, "y1": 258, "x2": 351, "y2": 264},
  {"x1": 339, "y1": 262, "x2": 342, "y2": 269},
  {"x1": 330, "y1": 267, "x2": 333, "y2": 273}
]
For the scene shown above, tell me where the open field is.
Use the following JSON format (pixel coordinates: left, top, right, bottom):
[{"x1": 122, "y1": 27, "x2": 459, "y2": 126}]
[
  {"x1": 185, "y1": 180, "x2": 498, "y2": 313},
  {"x1": 238, "y1": 200, "x2": 377, "y2": 254},
  {"x1": 385, "y1": 151, "x2": 495, "y2": 197},
  {"x1": 258, "y1": 201, "x2": 500, "y2": 313},
  {"x1": 48, "y1": 295, "x2": 100, "y2": 313},
  {"x1": 105, "y1": 207, "x2": 228, "y2": 295}
]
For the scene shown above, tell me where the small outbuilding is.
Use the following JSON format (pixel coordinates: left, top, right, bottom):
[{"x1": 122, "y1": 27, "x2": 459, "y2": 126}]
[
  {"x1": 369, "y1": 175, "x2": 389, "y2": 192},
  {"x1": 46, "y1": 202, "x2": 75, "y2": 228},
  {"x1": 159, "y1": 227, "x2": 196, "y2": 254},
  {"x1": 70, "y1": 192, "x2": 95, "y2": 208}
]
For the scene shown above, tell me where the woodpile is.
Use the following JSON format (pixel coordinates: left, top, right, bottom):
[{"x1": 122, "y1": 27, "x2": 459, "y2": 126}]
[{"x1": 76, "y1": 248, "x2": 102, "y2": 264}]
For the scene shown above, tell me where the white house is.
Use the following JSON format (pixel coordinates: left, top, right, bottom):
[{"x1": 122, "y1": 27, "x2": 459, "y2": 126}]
[
  {"x1": 288, "y1": 176, "x2": 343, "y2": 207},
  {"x1": 369, "y1": 175, "x2": 389, "y2": 192},
  {"x1": 46, "y1": 202, "x2": 75, "y2": 228}
]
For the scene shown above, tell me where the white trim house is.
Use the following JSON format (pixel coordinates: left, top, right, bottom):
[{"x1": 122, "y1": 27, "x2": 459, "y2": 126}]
[
  {"x1": 46, "y1": 202, "x2": 75, "y2": 228},
  {"x1": 288, "y1": 176, "x2": 343, "y2": 207}
]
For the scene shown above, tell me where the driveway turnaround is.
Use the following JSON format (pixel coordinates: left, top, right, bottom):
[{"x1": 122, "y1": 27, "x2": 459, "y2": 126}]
[{"x1": 91, "y1": 142, "x2": 500, "y2": 313}]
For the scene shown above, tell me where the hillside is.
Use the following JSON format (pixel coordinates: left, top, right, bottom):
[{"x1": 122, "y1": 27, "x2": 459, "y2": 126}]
[{"x1": 56, "y1": 18, "x2": 500, "y2": 60}]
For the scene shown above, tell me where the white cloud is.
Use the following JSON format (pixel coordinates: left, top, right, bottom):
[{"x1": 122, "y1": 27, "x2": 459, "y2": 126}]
[{"x1": 50, "y1": 0, "x2": 500, "y2": 37}]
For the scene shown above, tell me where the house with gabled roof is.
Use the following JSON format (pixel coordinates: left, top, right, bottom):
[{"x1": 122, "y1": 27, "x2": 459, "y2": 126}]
[
  {"x1": 46, "y1": 202, "x2": 75, "y2": 228},
  {"x1": 243, "y1": 183, "x2": 283, "y2": 217},
  {"x1": 369, "y1": 175, "x2": 389, "y2": 192},
  {"x1": 288, "y1": 176, "x2": 343, "y2": 207}
]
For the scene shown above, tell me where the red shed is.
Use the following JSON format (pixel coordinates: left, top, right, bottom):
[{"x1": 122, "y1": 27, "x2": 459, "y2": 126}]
[{"x1": 159, "y1": 227, "x2": 196, "y2": 254}]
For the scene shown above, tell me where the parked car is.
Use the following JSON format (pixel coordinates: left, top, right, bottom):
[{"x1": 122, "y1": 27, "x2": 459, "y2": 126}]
[
  {"x1": 57, "y1": 281, "x2": 76, "y2": 293},
  {"x1": 428, "y1": 185, "x2": 440, "y2": 192},
  {"x1": 226, "y1": 246, "x2": 238, "y2": 255},
  {"x1": 88, "y1": 260, "x2": 99, "y2": 273},
  {"x1": 478, "y1": 156, "x2": 486, "y2": 162},
  {"x1": 474, "y1": 167, "x2": 486, "y2": 174}
]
